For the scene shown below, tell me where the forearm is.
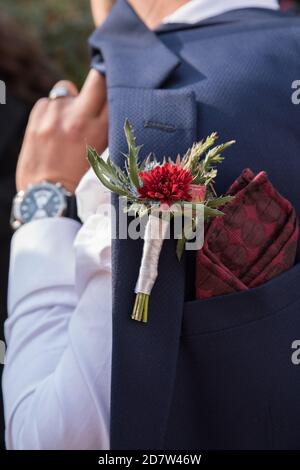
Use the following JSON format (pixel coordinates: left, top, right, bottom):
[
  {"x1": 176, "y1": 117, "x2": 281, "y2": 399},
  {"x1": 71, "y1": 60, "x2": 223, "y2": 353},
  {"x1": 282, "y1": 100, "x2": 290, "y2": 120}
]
[
  {"x1": 7, "y1": 218, "x2": 80, "y2": 312},
  {"x1": 2, "y1": 218, "x2": 111, "y2": 450}
]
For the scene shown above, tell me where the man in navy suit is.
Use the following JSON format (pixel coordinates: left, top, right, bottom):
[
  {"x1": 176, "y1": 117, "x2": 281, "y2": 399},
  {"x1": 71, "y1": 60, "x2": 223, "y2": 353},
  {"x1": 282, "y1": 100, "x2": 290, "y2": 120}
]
[{"x1": 3, "y1": 0, "x2": 300, "y2": 449}]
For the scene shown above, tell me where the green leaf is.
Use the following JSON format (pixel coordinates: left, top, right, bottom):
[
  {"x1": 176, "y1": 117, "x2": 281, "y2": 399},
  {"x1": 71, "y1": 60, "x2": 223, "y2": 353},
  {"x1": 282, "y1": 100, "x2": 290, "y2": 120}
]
[
  {"x1": 112, "y1": 161, "x2": 130, "y2": 184},
  {"x1": 206, "y1": 195, "x2": 235, "y2": 208},
  {"x1": 204, "y1": 206, "x2": 225, "y2": 219},
  {"x1": 124, "y1": 119, "x2": 142, "y2": 189},
  {"x1": 176, "y1": 217, "x2": 198, "y2": 261},
  {"x1": 87, "y1": 148, "x2": 116, "y2": 183},
  {"x1": 201, "y1": 140, "x2": 236, "y2": 174},
  {"x1": 88, "y1": 147, "x2": 133, "y2": 195},
  {"x1": 87, "y1": 147, "x2": 130, "y2": 197},
  {"x1": 176, "y1": 237, "x2": 186, "y2": 261},
  {"x1": 182, "y1": 133, "x2": 219, "y2": 170}
]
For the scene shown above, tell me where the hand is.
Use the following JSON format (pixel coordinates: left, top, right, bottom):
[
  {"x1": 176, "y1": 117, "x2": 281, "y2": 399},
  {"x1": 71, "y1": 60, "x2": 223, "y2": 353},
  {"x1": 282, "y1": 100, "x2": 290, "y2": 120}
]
[
  {"x1": 90, "y1": 0, "x2": 117, "y2": 27},
  {"x1": 16, "y1": 69, "x2": 108, "y2": 193}
]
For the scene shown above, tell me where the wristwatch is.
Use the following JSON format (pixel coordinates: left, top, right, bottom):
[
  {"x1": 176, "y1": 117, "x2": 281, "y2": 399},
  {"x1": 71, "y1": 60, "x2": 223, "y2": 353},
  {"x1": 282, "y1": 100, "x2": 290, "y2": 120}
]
[{"x1": 11, "y1": 181, "x2": 80, "y2": 230}]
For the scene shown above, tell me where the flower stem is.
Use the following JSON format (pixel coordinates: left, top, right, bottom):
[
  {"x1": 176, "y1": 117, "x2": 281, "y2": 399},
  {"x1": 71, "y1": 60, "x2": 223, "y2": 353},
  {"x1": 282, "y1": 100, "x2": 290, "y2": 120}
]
[
  {"x1": 142, "y1": 294, "x2": 149, "y2": 323},
  {"x1": 132, "y1": 293, "x2": 150, "y2": 323}
]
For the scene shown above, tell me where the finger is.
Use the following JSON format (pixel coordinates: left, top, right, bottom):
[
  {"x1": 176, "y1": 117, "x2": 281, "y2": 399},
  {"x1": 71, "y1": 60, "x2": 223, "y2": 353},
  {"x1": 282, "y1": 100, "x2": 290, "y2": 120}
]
[
  {"x1": 76, "y1": 69, "x2": 107, "y2": 116},
  {"x1": 29, "y1": 97, "x2": 49, "y2": 117},
  {"x1": 27, "y1": 97, "x2": 50, "y2": 127},
  {"x1": 50, "y1": 80, "x2": 79, "y2": 98}
]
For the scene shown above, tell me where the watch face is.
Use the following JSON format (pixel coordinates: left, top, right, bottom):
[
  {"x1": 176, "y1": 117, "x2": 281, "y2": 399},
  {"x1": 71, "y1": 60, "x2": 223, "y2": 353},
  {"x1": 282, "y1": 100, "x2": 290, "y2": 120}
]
[{"x1": 18, "y1": 183, "x2": 66, "y2": 224}]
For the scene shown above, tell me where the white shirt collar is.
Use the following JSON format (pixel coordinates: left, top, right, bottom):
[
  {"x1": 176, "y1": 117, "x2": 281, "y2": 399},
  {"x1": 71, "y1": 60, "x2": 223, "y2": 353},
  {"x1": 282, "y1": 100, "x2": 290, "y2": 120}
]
[{"x1": 163, "y1": 0, "x2": 279, "y2": 24}]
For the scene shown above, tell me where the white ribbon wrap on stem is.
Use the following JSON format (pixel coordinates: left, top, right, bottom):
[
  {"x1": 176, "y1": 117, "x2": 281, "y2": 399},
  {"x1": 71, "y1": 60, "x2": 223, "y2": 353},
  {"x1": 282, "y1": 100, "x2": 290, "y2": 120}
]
[{"x1": 135, "y1": 215, "x2": 170, "y2": 295}]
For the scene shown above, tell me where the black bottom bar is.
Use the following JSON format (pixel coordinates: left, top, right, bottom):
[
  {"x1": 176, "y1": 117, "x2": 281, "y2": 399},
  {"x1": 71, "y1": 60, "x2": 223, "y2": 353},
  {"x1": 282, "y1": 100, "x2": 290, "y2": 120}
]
[{"x1": 1, "y1": 450, "x2": 300, "y2": 466}]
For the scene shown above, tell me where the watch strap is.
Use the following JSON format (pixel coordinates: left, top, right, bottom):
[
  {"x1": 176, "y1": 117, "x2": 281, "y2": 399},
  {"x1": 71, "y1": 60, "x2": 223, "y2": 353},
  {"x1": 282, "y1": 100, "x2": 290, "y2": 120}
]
[{"x1": 65, "y1": 195, "x2": 81, "y2": 224}]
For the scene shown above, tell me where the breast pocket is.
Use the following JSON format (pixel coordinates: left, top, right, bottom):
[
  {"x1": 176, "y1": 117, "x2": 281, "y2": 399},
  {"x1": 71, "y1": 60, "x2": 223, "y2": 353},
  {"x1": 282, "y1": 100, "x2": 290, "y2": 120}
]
[{"x1": 166, "y1": 263, "x2": 300, "y2": 450}]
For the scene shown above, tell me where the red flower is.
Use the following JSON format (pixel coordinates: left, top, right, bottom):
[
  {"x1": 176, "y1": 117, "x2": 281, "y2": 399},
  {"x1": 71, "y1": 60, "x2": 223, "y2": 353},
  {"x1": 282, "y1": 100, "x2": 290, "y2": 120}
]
[{"x1": 138, "y1": 162, "x2": 193, "y2": 205}]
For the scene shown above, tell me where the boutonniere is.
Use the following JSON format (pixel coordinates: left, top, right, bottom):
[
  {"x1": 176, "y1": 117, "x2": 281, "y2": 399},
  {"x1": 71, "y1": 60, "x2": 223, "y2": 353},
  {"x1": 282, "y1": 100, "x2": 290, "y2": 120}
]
[{"x1": 88, "y1": 120, "x2": 235, "y2": 323}]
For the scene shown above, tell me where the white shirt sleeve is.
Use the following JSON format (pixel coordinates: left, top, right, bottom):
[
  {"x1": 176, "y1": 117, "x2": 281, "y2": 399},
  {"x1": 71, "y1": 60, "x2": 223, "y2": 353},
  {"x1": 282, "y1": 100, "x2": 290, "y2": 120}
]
[{"x1": 2, "y1": 214, "x2": 112, "y2": 450}]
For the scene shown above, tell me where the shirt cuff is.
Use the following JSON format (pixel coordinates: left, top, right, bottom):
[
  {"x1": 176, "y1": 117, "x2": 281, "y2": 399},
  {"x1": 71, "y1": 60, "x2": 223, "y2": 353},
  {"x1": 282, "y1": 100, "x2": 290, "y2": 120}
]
[{"x1": 8, "y1": 218, "x2": 81, "y2": 313}]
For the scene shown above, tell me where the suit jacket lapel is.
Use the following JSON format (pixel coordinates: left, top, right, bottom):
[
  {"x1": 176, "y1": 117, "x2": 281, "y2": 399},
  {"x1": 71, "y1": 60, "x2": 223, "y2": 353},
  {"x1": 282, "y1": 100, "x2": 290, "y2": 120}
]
[
  {"x1": 108, "y1": 90, "x2": 197, "y2": 450},
  {"x1": 89, "y1": 0, "x2": 180, "y2": 89},
  {"x1": 90, "y1": 0, "x2": 197, "y2": 449}
]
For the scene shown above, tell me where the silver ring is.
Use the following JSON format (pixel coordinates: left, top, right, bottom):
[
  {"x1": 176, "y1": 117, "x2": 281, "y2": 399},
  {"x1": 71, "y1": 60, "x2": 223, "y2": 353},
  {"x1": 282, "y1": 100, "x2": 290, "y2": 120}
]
[{"x1": 49, "y1": 87, "x2": 71, "y2": 100}]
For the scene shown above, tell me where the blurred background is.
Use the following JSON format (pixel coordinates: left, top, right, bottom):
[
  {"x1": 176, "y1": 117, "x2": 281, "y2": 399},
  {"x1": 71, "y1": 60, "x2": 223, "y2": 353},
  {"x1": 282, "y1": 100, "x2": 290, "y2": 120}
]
[
  {"x1": 0, "y1": 0, "x2": 94, "y2": 450},
  {"x1": 0, "y1": 0, "x2": 299, "y2": 451},
  {"x1": 1, "y1": 0, "x2": 93, "y2": 86}
]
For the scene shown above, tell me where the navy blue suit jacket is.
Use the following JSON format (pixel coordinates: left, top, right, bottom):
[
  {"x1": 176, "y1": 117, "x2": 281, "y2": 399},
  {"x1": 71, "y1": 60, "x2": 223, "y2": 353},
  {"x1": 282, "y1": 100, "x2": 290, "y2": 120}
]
[{"x1": 90, "y1": 1, "x2": 300, "y2": 449}]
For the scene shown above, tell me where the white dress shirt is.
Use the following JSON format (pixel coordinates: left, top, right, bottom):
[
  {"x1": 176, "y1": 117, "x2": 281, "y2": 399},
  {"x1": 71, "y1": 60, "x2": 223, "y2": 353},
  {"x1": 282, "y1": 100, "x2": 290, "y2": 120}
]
[
  {"x1": 3, "y1": 0, "x2": 279, "y2": 450},
  {"x1": 163, "y1": 0, "x2": 278, "y2": 24}
]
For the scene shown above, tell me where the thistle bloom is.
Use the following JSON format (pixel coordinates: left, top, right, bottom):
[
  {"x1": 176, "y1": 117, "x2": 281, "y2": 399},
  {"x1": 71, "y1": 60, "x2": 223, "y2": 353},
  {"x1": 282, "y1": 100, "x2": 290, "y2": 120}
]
[{"x1": 138, "y1": 162, "x2": 193, "y2": 205}]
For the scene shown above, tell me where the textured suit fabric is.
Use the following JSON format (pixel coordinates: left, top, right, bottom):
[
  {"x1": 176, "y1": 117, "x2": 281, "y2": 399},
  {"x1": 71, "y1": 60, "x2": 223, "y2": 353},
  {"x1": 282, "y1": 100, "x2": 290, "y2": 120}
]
[{"x1": 90, "y1": 1, "x2": 300, "y2": 449}]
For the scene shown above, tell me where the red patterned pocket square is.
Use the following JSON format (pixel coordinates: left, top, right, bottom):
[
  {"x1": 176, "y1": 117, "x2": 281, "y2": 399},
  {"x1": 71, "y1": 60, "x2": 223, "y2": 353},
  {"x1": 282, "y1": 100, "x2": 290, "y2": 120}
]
[{"x1": 195, "y1": 169, "x2": 299, "y2": 299}]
